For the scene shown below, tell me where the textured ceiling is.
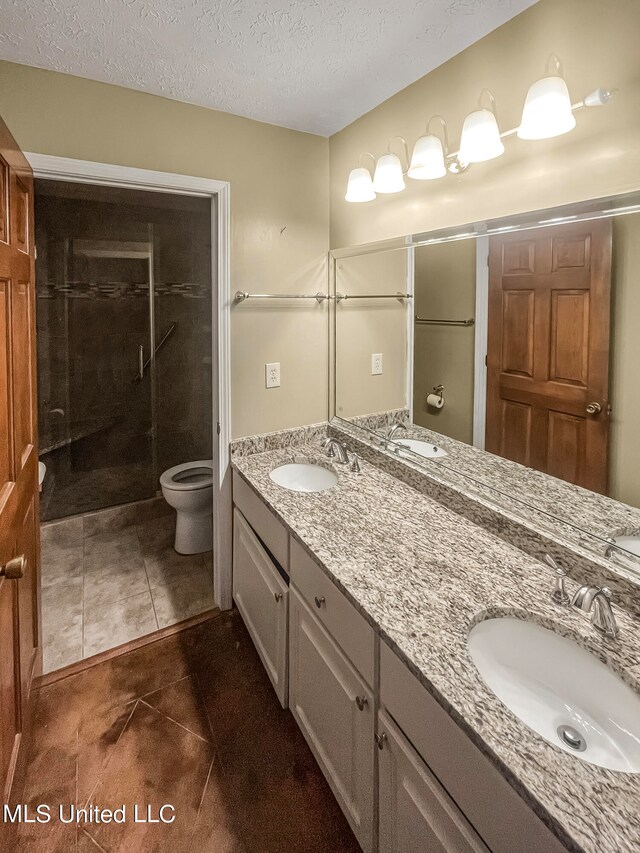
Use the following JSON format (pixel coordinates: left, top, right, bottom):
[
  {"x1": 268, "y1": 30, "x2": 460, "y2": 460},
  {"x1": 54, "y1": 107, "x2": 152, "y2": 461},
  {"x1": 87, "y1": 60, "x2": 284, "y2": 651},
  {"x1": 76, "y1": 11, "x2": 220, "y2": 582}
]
[{"x1": 0, "y1": 0, "x2": 537, "y2": 136}]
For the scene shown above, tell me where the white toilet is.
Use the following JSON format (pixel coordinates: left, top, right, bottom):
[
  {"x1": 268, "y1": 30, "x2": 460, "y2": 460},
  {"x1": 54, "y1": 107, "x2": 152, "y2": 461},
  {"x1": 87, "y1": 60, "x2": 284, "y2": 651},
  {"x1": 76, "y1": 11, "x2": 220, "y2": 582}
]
[{"x1": 160, "y1": 460, "x2": 213, "y2": 554}]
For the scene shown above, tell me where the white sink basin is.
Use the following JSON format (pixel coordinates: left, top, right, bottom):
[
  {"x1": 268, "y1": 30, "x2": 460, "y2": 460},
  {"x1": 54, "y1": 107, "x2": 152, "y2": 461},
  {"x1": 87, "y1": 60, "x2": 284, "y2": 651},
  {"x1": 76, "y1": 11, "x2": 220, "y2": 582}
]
[
  {"x1": 468, "y1": 617, "x2": 640, "y2": 773},
  {"x1": 269, "y1": 462, "x2": 337, "y2": 493},
  {"x1": 395, "y1": 439, "x2": 447, "y2": 459}
]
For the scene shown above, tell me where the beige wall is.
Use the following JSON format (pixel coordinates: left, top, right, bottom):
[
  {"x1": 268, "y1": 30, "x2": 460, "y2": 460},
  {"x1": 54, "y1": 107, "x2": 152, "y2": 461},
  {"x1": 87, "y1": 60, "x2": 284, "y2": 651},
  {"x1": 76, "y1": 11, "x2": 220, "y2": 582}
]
[
  {"x1": 610, "y1": 214, "x2": 640, "y2": 508},
  {"x1": 329, "y1": 0, "x2": 640, "y2": 249},
  {"x1": 413, "y1": 241, "x2": 476, "y2": 443},
  {"x1": 335, "y1": 250, "x2": 407, "y2": 419},
  {"x1": 0, "y1": 61, "x2": 329, "y2": 439}
]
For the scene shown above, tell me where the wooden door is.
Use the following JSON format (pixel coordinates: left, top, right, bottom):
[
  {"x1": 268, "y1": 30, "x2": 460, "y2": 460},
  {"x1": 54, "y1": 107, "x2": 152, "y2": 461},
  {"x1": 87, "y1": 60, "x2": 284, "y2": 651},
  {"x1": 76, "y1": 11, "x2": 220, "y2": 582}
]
[
  {"x1": 289, "y1": 588, "x2": 374, "y2": 853},
  {"x1": 378, "y1": 710, "x2": 490, "y2": 853},
  {"x1": 0, "y1": 116, "x2": 41, "y2": 801},
  {"x1": 486, "y1": 221, "x2": 612, "y2": 493}
]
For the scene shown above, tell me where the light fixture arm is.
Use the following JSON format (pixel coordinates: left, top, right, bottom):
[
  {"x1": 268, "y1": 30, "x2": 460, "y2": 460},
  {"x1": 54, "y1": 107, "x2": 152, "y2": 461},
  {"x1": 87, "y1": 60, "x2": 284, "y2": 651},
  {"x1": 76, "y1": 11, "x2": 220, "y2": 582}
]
[
  {"x1": 478, "y1": 88, "x2": 499, "y2": 117},
  {"x1": 545, "y1": 53, "x2": 564, "y2": 76},
  {"x1": 386, "y1": 135, "x2": 410, "y2": 173},
  {"x1": 425, "y1": 115, "x2": 450, "y2": 154},
  {"x1": 358, "y1": 152, "x2": 377, "y2": 172}
]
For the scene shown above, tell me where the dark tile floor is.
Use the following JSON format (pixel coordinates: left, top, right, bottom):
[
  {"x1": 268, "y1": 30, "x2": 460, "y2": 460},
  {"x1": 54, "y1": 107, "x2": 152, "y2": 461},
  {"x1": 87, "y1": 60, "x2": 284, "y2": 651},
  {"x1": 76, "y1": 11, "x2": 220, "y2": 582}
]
[{"x1": 10, "y1": 610, "x2": 361, "y2": 853}]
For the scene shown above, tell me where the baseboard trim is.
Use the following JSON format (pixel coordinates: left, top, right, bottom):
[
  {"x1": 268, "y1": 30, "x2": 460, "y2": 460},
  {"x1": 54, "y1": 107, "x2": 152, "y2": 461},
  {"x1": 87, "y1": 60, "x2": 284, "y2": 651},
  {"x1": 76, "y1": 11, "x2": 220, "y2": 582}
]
[{"x1": 36, "y1": 608, "x2": 223, "y2": 689}]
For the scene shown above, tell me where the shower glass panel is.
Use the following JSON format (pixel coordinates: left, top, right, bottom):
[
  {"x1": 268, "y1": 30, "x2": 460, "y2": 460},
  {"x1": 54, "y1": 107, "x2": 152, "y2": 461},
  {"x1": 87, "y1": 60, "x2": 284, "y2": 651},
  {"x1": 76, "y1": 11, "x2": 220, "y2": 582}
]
[{"x1": 35, "y1": 181, "x2": 212, "y2": 521}]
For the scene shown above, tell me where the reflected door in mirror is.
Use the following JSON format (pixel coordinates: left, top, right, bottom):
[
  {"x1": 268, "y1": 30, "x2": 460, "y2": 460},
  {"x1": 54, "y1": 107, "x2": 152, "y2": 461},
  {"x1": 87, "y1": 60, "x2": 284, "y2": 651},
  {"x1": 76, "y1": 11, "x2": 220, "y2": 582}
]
[{"x1": 486, "y1": 221, "x2": 612, "y2": 493}]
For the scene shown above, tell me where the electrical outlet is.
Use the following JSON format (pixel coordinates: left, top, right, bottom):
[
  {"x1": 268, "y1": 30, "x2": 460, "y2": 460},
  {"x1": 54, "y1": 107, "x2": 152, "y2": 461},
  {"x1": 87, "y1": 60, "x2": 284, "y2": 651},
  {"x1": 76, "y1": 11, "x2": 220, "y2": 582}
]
[
  {"x1": 371, "y1": 353, "x2": 383, "y2": 375},
  {"x1": 265, "y1": 362, "x2": 281, "y2": 388}
]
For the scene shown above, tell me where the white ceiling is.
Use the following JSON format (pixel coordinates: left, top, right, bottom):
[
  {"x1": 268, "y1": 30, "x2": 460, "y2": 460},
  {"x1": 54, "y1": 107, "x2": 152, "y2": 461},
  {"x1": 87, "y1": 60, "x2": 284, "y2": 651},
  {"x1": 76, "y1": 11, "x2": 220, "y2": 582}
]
[{"x1": 0, "y1": 0, "x2": 537, "y2": 136}]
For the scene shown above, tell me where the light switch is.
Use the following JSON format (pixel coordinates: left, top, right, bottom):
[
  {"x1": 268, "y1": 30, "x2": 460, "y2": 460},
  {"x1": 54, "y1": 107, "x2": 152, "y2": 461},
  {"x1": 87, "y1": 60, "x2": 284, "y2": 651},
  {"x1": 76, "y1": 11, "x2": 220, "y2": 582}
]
[
  {"x1": 265, "y1": 362, "x2": 281, "y2": 388},
  {"x1": 371, "y1": 353, "x2": 383, "y2": 375}
]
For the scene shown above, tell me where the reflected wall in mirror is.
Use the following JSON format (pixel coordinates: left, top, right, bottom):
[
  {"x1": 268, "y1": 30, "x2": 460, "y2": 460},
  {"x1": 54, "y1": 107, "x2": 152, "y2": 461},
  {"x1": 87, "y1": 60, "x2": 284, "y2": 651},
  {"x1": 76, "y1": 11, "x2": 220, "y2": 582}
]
[{"x1": 332, "y1": 197, "x2": 640, "y2": 570}]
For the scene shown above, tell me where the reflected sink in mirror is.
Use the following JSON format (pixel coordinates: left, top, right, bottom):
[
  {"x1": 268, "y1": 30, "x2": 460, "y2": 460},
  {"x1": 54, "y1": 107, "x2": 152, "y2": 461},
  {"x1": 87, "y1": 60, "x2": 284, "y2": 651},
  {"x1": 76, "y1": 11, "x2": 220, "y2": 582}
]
[
  {"x1": 468, "y1": 617, "x2": 640, "y2": 773},
  {"x1": 394, "y1": 438, "x2": 448, "y2": 460},
  {"x1": 611, "y1": 535, "x2": 640, "y2": 558},
  {"x1": 269, "y1": 461, "x2": 338, "y2": 493}
]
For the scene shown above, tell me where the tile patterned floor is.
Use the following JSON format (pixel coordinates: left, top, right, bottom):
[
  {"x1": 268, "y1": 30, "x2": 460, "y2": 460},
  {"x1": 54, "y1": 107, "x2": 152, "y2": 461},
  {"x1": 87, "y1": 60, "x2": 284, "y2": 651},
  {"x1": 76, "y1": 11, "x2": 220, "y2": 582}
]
[
  {"x1": 11, "y1": 611, "x2": 360, "y2": 853},
  {"x1": 41, "y1": 499, "x2": 216, "y2": 672}
]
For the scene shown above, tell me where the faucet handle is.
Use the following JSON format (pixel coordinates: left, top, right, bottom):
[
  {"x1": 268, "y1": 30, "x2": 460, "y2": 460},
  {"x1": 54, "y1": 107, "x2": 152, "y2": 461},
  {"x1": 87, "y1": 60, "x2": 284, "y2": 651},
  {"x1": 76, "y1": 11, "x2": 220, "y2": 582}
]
[
  {"x1": 546, "y1": 554, "x2": 570, "y2": 606},
  {"x1": 350, "y1": 454, "x2": 361, "y2": 473}
]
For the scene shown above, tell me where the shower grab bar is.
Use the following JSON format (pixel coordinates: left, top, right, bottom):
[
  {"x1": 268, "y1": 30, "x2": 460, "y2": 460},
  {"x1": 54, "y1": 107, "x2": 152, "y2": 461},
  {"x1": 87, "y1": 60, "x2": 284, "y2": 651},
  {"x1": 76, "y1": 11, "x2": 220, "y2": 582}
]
[
  {"x1": 132, "y1": 322, "x2": 177, "y2": 383},
  {"x1": 415, "y1": 316, "x2": 475, "y2": 327},
  {"x1": 336, "y1": 292, "x2": 412, "y2": 301},
  {"x1": 234, "y1": 290, "x2": 328, "y2": 303}
]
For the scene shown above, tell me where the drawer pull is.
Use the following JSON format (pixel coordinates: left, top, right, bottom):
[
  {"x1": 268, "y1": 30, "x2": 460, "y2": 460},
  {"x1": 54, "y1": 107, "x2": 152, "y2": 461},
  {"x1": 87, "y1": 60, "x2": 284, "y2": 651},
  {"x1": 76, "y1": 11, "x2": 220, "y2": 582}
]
[
  {"x1": 274, "y1": 592, "x2": 283, "y2": 603},
  {"x1": 355, "y1": 695, "x2": 368, "y2": 711},
  {"x1": 375, "y1": 732, "x2": 387, "y2": 750},
  {"x1": 314, "y1": 595, "x2": 326, "y2": 609}
]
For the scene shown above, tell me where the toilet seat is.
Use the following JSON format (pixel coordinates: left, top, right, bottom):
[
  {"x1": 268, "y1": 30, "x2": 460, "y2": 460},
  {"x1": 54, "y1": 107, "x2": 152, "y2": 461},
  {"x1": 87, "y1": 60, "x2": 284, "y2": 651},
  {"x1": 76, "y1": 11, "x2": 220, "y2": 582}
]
[{"x1": 160, "y1": 460, "x2": 213, "y2": 492}]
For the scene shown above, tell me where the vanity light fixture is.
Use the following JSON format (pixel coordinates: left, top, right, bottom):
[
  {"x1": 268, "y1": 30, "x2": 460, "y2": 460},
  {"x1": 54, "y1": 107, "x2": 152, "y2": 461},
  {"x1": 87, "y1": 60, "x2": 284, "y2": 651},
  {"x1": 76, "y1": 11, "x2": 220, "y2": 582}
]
[
  {"x1": 408, "y1": 116, "x2": 448, "y2": 180},
  {"x1": 458, "y1": 90, "x2": 505, "y2": 163},
  {"x1": 345, "y1": 153, "x2": 377, "y2": 202},
  {"x1": 518, "y1": 55, "x2": 576, "y2": 140},
  {"x1": 344, "y1": 56, "x2": 615, "y2": 202},
  {"x1": 373, "y1": 137, "x2": 408, "y2": 193}
]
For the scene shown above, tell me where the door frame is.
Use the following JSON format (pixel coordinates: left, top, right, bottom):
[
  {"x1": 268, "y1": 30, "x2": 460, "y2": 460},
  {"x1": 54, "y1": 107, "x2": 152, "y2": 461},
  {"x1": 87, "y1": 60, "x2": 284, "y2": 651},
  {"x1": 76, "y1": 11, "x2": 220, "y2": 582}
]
[
  {"x1": 472, "y1": 235, "x2": 489, "y2": 450},
  {"x1": 24, "y1": 153, "x2": 233, "y2": 609}
]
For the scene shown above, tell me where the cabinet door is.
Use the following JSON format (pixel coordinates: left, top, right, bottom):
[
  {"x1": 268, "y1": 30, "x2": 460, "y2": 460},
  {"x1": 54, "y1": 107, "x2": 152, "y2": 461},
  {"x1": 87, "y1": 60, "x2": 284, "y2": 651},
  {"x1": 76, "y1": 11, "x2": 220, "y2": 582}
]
[
  {"x1": 233, "y1": 509, "x2": 288, "y2": 707},
  {"x1": 289, "y1": 588, "x2": 374, "y2": 853},
  {"x1": 378, "y1": 710, "x2": 489, "y2": 853}
]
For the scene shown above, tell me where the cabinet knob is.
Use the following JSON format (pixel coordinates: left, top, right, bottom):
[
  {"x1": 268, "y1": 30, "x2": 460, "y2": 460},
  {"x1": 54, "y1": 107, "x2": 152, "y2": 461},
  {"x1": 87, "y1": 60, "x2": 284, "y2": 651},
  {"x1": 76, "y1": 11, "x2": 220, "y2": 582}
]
[
  {"x1": 274, "y1": 592, "x2": 283, "y2": 603},
  {"x1": 314, "y1": 596, "x2": 325, "y2": 609},
  {"x1": 1, "y1": 555, "x2": 25, "y2": 579},
  {"x1": 355, "y1": 695, "x2": 368, "y2": 711},
  {"x1": 375, "y1": 732, "x2": 387, "y2": 750}
]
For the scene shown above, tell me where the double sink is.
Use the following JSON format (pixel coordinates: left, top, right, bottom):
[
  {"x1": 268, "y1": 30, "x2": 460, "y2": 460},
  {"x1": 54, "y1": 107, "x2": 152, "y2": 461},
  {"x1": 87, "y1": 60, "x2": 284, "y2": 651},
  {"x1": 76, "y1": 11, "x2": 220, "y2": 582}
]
[{"x1": 269, "y1": 447, "x2": 640, "y2": 776}]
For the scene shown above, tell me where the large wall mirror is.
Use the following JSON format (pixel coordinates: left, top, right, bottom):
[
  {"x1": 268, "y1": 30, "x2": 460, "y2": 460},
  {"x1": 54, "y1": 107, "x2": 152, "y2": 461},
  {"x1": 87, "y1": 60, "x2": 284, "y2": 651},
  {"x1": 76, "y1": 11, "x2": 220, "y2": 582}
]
[{"x1": 331, "y1": 192, "x2": 640, "y2": 576}]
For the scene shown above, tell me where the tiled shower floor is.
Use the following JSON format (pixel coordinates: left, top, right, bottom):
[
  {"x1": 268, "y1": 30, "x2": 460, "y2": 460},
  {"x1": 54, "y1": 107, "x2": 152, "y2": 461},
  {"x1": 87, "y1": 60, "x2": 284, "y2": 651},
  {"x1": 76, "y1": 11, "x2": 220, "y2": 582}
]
[{"x1": 40, "y1": 498, "x2": 216, "y2": 673}]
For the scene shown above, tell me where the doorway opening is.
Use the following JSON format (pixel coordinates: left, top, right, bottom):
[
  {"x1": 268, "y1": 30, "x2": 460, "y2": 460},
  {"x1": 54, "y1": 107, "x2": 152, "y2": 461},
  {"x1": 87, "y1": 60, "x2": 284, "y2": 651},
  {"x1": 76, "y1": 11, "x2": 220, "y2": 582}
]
[{"x1": 35, "y1": 179, "x2": 219, "y2": 672}]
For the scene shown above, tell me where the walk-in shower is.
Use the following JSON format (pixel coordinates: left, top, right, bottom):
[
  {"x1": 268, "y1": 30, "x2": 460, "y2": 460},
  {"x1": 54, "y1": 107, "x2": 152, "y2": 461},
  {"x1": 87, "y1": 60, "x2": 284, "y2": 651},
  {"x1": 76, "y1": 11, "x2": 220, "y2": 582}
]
[{"x1": 35, "y1": 181, "x2": 213, "y2": 520}]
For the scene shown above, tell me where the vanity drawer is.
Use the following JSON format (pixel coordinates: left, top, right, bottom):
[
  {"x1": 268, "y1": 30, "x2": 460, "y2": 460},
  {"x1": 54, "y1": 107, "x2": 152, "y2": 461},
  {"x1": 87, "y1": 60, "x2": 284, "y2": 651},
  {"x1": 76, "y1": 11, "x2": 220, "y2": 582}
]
[
  {"x1": 380, "y1": 642, "x2": 568, "y2": 853},
  {"x1": 233, "y1": 470, "x2": 289, "y2": 572},
  {"x1": 290, "y1": 538, "x2": 374, "y2": 685}
]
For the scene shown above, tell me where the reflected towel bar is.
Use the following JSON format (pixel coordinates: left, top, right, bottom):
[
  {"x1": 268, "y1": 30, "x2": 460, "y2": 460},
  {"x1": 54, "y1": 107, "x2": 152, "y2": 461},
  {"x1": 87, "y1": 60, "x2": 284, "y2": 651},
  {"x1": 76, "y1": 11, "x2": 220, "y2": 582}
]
[
  {"x1": 336, "y1": 292, "x2": 412, "y2": 301},
  {"x1": 415, "y1": 316, "x2": 475, "y2": 326},
  {"x1": 234, "y1": 290, "x2": 328, "y2": 303}
]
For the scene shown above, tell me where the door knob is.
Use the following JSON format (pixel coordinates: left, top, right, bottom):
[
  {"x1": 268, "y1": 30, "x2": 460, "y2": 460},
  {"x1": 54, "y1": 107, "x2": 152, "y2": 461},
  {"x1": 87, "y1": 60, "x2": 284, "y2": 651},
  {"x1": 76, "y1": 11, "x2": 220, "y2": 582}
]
[
  {"x1": 586, "y1": 402, "x2": 602, "y2": 415},
  {"x1": 1, "y1": 555, "x2": 25, "y2": 579}
]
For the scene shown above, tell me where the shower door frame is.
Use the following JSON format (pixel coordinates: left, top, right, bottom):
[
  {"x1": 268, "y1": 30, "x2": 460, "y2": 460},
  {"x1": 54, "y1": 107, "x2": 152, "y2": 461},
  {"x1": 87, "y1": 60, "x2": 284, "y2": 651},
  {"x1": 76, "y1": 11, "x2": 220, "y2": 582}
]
[{"x1": 25, "y1": 153, "x2": 233, "y2": 610}]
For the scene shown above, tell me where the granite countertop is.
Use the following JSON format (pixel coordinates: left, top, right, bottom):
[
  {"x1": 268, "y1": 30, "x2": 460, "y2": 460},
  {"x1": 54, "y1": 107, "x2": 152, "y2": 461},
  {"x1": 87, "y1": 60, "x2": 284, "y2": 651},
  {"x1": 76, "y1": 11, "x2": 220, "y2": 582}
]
[{"x1": 232, "y1": 442, "x2": 640, "y2": 853}]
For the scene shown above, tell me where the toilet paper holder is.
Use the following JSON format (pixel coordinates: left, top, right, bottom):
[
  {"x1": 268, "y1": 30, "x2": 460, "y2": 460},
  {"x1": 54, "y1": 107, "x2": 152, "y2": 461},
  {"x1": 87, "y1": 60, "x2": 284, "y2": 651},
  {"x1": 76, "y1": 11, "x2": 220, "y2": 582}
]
[{"x1": 427, "y1": 384, "x2": 445, "y2": 409}]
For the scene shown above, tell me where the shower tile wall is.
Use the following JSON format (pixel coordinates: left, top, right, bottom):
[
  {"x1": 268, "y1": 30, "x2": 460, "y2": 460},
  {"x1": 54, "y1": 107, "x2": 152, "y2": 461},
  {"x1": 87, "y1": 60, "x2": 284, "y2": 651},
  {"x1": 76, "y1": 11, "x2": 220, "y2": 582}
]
[{"x1": 35, "y1": 182, "x2": 213, "y2": 520}]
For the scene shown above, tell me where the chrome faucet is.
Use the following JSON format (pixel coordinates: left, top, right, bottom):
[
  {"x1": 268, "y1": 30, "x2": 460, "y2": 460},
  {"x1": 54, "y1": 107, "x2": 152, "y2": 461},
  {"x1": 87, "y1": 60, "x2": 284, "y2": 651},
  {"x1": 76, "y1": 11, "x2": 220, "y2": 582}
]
[
  {"x1": 571, "y1": 585, "x2": 619, "y2": 639},
  {"x1": 321, "y1": 437, "x2": 350, "y2": 465},
  {"x1": 546, "y1": 555, "x2": 619, "y2": 639},
  {"x1": 380, "y1": 422, "x2": 408, "y2": 449},
  {"x1": 385, "y1": 422, "x2": 408, "y2": 441}
]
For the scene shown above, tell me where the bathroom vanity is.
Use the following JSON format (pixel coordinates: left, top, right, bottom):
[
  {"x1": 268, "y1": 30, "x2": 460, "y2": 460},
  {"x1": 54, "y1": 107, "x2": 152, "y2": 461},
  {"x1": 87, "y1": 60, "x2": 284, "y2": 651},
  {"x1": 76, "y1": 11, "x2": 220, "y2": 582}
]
[{"x1": 230, "y1": 436, "x2": 640, "y2": 853}]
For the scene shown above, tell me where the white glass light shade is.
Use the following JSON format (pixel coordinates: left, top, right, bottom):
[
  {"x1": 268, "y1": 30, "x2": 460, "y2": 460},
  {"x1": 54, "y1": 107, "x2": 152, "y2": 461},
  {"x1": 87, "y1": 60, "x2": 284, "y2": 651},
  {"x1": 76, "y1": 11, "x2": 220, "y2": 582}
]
[
  {"x1": 517, "y1": 75, "x2": 576, "y2": 139},
  {"x1": 373, "y1": 153, "x2": 405, "y2": 193},
  {"x1": 458, "y1": 108, "x2": 505, "y2": 163},
  {"x1": 344, "y1": 167, "x2": 376, "y2": 202},
  {"x1": 408, "y1": 134, "x2": 446, "y2": 180}
]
